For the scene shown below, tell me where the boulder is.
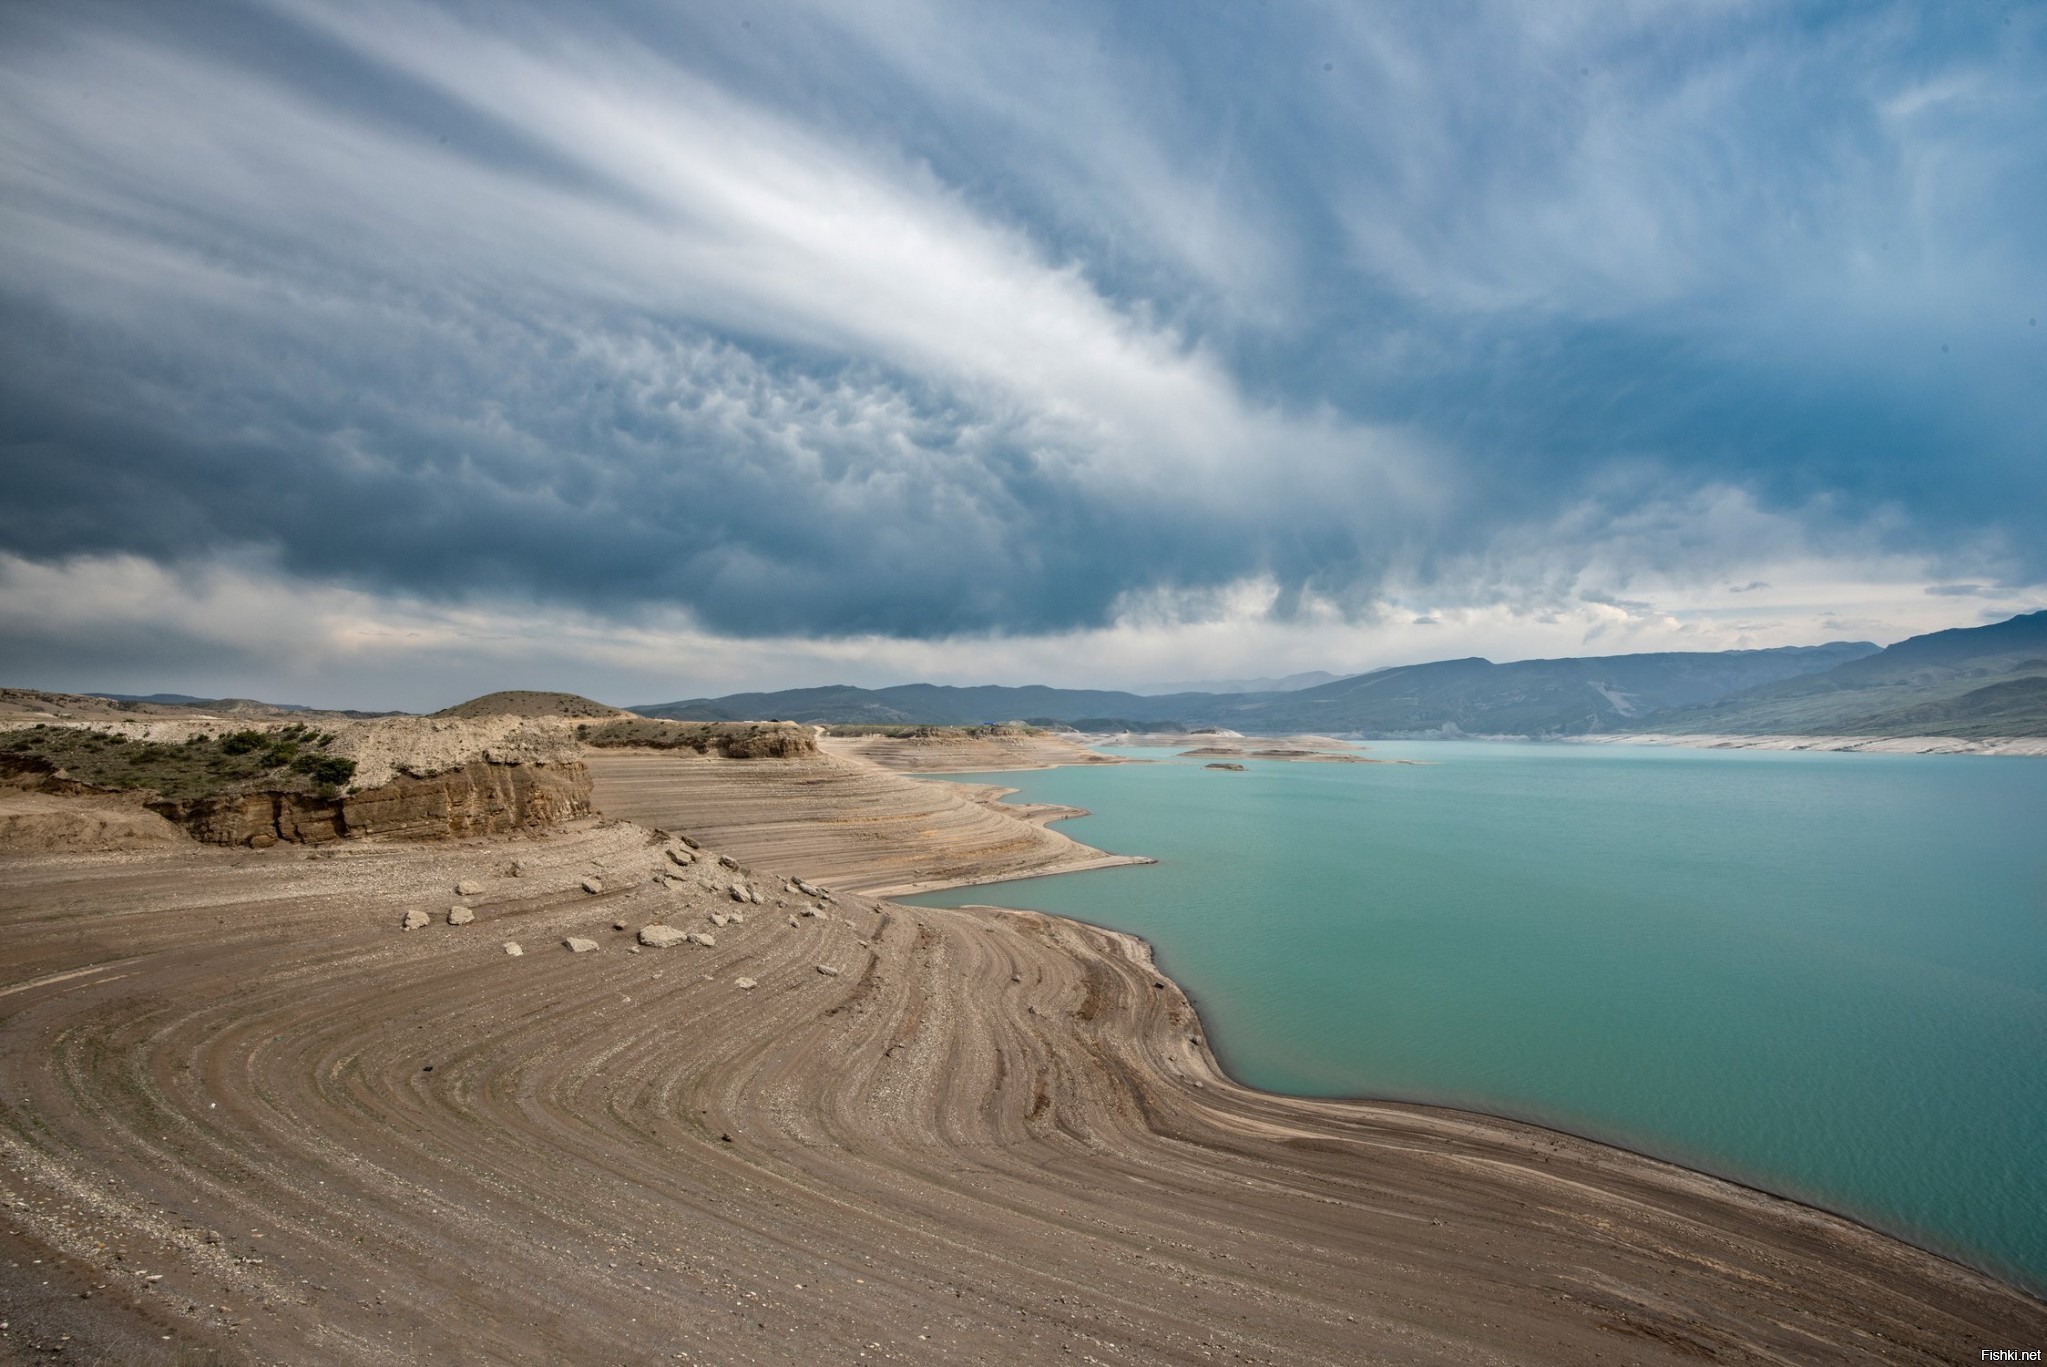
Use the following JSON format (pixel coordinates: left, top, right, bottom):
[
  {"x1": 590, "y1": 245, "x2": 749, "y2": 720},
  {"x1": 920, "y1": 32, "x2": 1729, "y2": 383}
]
[
  {"x1": 503, "y1": 941, "x2": 523, "y2": 956},
  {"x1": 638, "y1": 924, "x2": 688, "y2": 948},
  {"x1": 400, "y1": 908, "x2": 430, "y2": 931},
  {"x1": 455, "y1": 880, "x2": 484, "y2": 896},
  {"x1": 563, "y1": 937, "x2": 599, "y2": 953},
  {"x1": 580, "y1": 877, "x2": 603, "y2": 894},
  {"x1": 447, "y1": 906, "x2": 475, "y2": 926}
]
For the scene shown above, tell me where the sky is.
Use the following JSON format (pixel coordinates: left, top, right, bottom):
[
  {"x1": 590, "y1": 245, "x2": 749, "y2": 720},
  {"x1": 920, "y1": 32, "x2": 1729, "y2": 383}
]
[{"x1": 2, "y1": 0, "x2": 2044, "y2": 710}]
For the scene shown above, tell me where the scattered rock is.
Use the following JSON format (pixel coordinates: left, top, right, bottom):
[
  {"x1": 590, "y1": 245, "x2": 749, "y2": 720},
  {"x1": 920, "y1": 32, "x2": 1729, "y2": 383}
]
[
  {"x1": 638, "y1": 924, "x2": 688, "y2": 948},
  {"x1": 801, "y1": 906, "x2": 821, "y2": 918},
  {"x1": 788, "y1": 916, "x2": 799, "y2": 928},
  {"x1": 447, "y1": 906, "x2": 474, "y2": 926},
  {"x1": 728, "y1": 885, "x2": 749, "y2": 903},
  {"x1": 665, "y1": 847, "x2": 695, "y2": 867},
  {"x1": 455, "y1": 880, "x2": 484, "y2": 896},
  {"x1": 727, "y1": 910, "x2": 746, "y2": 925},
  {"x1": 815, "y1": 964, "x2": 840, "y2": 977},
  {"x1": 686, "y1": 931, "x2": 716, "y2": 948},
  {"x1": 581, "y1": 876, "x2": 603, "y2": 894},
  {"x1": 401, "y1": 909, "x2": 430, "y2": 931},
  {"x1": 628, "y1": 945, "x2": 641, "y2": 954},
  {"x1": 612, "y1": 920, "x2": 628, "y2": 932},
  {"x1": 509, "y1": 860, "x2": 525, "y2": 877},
  {"x1": 717, "y1": 854, "x2": 740, "y2": 870},
  {"x1": 747, "y1": 888, "x2": 763, "y2": 905},
  {"x1": 795, "y1": 879, "x2": 824, "y2": 897},
  {"x1": 503, "y1": 942, "x2": 523, "y2": 956},
  {"x1": 735, "y1": 977, "x2": 757, "y2": 990},
  {"x1": 563, "y1": 937, "x2": 599, "y2": 953}
]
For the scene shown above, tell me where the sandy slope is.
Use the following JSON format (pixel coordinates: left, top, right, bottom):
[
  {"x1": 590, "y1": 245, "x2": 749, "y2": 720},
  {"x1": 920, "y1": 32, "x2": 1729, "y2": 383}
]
[
  {"x1": 822, "y1": 731, "x2": 1127, "y2": 773},
  {"x1": 585, "y1": 748, "x2": 1149, "y2": 896},
  {"x1": 0, "y1": 772, "x2": 2041, "y2": 1363}
]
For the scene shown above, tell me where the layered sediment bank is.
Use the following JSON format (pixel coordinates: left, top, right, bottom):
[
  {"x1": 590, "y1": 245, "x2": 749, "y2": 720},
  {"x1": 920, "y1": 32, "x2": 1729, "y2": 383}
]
[
  {"x1": 585, "y1": 748, "x2": 1148, "y2": 896},
  {"x1": 0, "y1": 747, "x2": 2040, "y2": 1364}
]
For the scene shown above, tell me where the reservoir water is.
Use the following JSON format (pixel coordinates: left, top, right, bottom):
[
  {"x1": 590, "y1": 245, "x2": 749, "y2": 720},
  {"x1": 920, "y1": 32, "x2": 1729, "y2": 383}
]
[{"x1": 901, "y1": 741, "x2": 2047, "y2": 1293}]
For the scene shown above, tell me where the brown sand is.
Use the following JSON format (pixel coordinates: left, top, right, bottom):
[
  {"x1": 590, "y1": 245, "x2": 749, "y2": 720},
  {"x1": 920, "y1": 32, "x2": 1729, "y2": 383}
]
[
  {"x1": 0, "y1": 764, "x2": 2041, "y2": 1363},
  {"x1": 824, "y1": 731, "x2": 1128, "y2": 773},
  {"x1": 585, "y1": 748, "x2": 1150, "y2": 896}
]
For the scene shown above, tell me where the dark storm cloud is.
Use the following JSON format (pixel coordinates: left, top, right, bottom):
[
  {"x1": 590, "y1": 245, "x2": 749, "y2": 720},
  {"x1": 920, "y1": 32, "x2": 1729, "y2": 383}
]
[{"x1": 2, "y1": 0, "x2": 2043, "y2": 651}]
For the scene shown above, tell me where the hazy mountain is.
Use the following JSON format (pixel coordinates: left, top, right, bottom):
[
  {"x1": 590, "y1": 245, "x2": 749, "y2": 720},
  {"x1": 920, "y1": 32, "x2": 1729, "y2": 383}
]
[
  {"x1": 1639, "y1": 610, "x2": 2047, "y2": 737},
  {"x1": 634, "y1": 641, "x2": 1876, "y2": 736}
]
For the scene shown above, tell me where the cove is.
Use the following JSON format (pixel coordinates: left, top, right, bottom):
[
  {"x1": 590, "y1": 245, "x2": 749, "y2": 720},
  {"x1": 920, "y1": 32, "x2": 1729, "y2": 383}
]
[{"x1": 900, "y1": 740, "x2": 2047, "y2": 1294}]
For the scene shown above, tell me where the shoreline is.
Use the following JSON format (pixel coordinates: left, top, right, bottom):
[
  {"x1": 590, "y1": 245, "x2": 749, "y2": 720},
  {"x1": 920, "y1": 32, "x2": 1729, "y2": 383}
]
[
  {"x1": 924, "y1": 755, "x2": 2047, "y2": 1301},
  {"x1": 1, "y1": 746, "x2": 2040, "y2": 1360},
  {"x1": 1567, "y1": 731, "x2": 2047, "y2": 756}
]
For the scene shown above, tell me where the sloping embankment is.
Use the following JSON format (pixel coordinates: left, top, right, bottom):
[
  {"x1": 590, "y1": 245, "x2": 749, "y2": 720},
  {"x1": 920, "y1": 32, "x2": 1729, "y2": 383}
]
[{"x1": 585, "y1": 747, "x2": 1147, "y2": 895}]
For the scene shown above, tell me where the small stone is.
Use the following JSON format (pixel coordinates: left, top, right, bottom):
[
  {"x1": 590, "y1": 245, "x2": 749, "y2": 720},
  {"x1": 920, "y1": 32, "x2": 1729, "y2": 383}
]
[
  {"x1": 801, "y1": 906, "x2": 821, "y2": 918},
  {"x1": 400, "y1": 909, "x2": 430, "y2": 931},
  {"x1": 795, "y1": 879, "x2": 823, "y2": 897},
  {"x1": 709, "y1": 912, "x2": 729, "y2": 928},
  {"x1": 628, "y1": 945, "x2": 642, "y2": 954},
  {"x1": 447, "y1": 906, "x2": 474, "y2": 926},
  {"x1": 503, "y1": 942, "x2": 523, "y2": 956},
  {"x1": 788, "y1": 916, "x2": 799, "y2": 928},
  {"x1": 735, "y1": 977, "x2": 757, "y2": 990},
  {"x1": 686, "y1": 931, "x2": 716, "y2": 948},
  {"x1": 718, "y1": 854, "x2": 741, "y2": 870},
  {"x1": 747, "y1": 889, "x2": 763, "y2": 905},
  {"x1": 563, "y1": 937, "x2": 599, "y2": 954},
  {"x1": 727, "y1": 910, "x2": 746, "y2": 925},
  {"x1": 665, "y1": 847, "x2": 695, "y2": 867},
  {"x1": 815, "y1": 964, "x2": 841, "y2": 977},
  {"x1": 204, "y1": 1230, "x2": 222, "y2": 1245},
  {"x1": 581, "y1": 877, "x2": 603, "y2": 894},
  {"x1": 728, "y1": 886, "x2": 748, "y2": 903},
  {"x1": 638, "y1": 925, "x2": 688, "y2": 948},
  {"x1": 509, "y1": 860, "x2": 525, "y2": 877},
  {"x1": 612, "y1": 920, "x2": 628, "y2": 932},
  {"x1": 455, "y1": 880, "x2": 483, "y2": 896}
]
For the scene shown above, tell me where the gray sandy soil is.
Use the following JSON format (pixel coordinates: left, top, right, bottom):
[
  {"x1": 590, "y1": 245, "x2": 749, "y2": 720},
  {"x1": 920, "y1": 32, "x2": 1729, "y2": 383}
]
[{"x1": 0, "y1": 764, "x2": 2041, "y2": 1364}]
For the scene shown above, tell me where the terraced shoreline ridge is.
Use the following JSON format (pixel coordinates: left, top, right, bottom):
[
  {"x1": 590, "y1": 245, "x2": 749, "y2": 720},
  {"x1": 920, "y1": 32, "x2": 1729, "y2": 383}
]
[{"x1": 0, "y1": 723, "x2": 2041, "y2": 1363}]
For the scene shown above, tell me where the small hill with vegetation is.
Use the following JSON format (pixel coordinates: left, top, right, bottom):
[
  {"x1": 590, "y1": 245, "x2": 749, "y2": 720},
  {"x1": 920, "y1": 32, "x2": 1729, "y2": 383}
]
[
  {"x1": 576, "y1": 718, "x2": 817, "y2": 758},
  {"x1": 434, "y1": 691, "x2": 627, "y2": 720},
  {"x1": 0, "y1": 722, "x2": 357, "y2": 799}
]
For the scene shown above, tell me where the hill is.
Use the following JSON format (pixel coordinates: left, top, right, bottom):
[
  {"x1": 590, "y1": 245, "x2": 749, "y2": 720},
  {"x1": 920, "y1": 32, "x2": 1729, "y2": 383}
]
[
  {"x1": 432, "y1": 690, "x2": 630, "y2": 720},
  {"x1": 633, "y1": 641, "x2": 1875, "y2": 737},
  {"x1": 1640, "y1": 611, "x2": 2047, "y2": 737}
]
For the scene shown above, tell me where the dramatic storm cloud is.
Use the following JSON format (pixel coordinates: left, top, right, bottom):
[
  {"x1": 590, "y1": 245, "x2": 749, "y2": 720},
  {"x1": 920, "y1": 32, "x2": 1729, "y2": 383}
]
[{"x1": 2, "y1": 1, "x2": 2043, "y2": 705}]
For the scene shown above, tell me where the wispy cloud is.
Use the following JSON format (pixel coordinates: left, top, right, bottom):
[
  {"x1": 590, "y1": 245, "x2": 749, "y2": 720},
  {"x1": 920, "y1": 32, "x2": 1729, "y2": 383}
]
[{"x1": 1, "y1": 1, "x2": 2042, "y2": 697}]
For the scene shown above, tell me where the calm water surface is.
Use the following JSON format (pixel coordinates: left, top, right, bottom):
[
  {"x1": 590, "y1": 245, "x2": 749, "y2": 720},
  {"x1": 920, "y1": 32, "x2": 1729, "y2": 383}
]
[{"x1": 902, "y1": 741, "x2": 2047, "y2": 1292}]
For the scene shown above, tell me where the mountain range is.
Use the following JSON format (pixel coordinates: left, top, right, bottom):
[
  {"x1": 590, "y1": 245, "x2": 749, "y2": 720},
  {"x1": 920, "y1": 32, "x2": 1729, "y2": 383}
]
[{"x1": 634, "y1": 612, "x2": 2047, "y2": 738}]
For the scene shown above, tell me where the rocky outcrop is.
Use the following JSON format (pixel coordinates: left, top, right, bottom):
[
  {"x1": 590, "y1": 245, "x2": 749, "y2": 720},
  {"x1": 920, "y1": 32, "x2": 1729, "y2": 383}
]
[{"x1": 143, "y1": 758, "x2": 592, "y2": 847}]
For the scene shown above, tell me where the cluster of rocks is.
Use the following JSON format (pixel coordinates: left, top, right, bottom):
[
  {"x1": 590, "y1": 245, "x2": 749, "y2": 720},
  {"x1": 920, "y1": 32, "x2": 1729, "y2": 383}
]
[{"x1": 396, "y1": 835, "x2": 854, "y2": 992}]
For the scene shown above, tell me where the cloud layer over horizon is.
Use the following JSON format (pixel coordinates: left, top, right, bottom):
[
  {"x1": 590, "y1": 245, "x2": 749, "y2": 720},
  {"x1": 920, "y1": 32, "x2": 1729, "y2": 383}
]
[{"x1": 3, "y1": 1, "x2": 2044, "y2": 708}]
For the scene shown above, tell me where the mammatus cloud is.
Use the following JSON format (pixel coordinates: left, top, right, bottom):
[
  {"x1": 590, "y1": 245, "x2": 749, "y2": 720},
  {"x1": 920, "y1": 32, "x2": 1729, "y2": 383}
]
[{"x1": 1, "y1": 1, "x2": 2042, "y2": 697}]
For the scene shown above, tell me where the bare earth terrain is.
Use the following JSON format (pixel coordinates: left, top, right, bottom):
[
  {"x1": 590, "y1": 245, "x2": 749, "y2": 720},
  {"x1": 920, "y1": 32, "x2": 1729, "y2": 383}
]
[{"x1": 0, "y1": 745, "x2": 2041, "y2": 1364}]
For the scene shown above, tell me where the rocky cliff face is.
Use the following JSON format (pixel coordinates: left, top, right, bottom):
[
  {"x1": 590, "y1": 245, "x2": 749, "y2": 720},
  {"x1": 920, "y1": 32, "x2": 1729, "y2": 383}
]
[{"x1": 144, "y1": 759, "x2": 593, "y2": 846}]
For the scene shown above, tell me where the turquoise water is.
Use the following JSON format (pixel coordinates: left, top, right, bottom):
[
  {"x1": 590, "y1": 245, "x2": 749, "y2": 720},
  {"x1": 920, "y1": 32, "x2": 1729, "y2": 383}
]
[{"x1": 902, "y1": 741, "x2": 2047, "y2": 1293}]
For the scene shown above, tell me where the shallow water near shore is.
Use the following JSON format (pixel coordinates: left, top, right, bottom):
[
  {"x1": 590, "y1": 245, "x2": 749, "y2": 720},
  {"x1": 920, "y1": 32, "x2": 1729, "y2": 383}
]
[{"x1": 902, "y1": 740, "x2": 2047, "y2": 1293}]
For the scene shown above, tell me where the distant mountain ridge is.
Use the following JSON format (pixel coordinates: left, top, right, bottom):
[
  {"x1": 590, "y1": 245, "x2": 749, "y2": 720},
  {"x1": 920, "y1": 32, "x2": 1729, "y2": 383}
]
[
  {"x1": 1641, "y1": 610, "x2": 2047, "y2": 738},
  {"x1": 634, "y1": 639, "x2": 1884, "y2": 736}
]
